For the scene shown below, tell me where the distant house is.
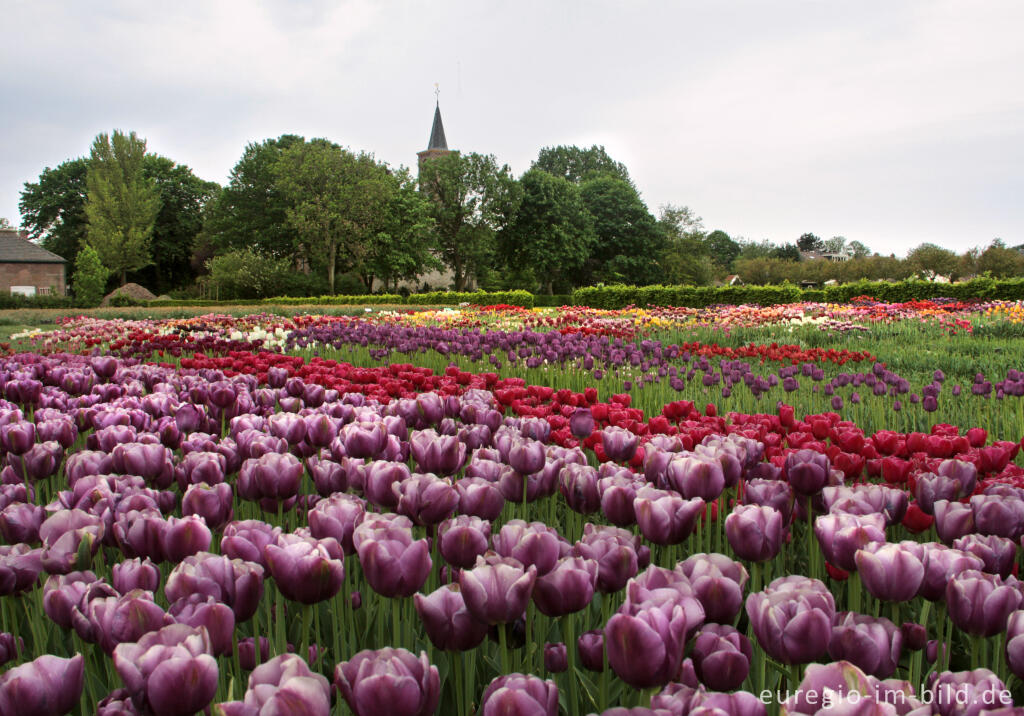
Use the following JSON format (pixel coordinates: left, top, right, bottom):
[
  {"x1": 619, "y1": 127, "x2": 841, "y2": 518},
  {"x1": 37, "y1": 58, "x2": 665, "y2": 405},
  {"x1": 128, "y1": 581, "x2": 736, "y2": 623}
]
[
  {"x1": 800, "y1": 250, "x2": 851, "y2": 262},
  {"x1": 0, "y1": 228, "x2": 67, "y2": 296},
  {"x1": 723, "y1": 274, "x2": 743, "y2": 286}
]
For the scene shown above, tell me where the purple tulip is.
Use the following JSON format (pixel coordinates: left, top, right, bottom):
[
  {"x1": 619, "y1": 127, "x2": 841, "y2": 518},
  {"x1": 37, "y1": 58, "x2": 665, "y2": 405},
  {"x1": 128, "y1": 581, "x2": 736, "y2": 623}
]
[
  {"x1": 855, "y1": 543, "x2": 926, "y2": 602},
  {"x1": 479, "y1": 674, "x2": 558, "y2": 716},
  {"x1": 356, "y1": 525, "x2": 431, "y2": 599},
  {"x1": 308, "y1": 493, "x2": 365, "y2": 555},
  {"x1": 933, "y1": 500, "x2": 976, "y2": 545},
  {"x1": 41, "y1": 570, "x2": 98, "y2": 628},
  {"x1": 409, "y1": 429, "x2": 466, "y2": 476},
  {"x1": 221, "y1": 519, "x2": 281, "y2": 569},
  {"x1": 532, "y1": 556, "x2": 598, "y2": 617},
  {"x1": 785, "y1": 449, "x2": 831, "y2": 496},
  {"x1": 1006, "y1": 610, "x2": 1024, "y2": 679},
  {"x1": 164, "y1": 552, "x2": 265, "y2": 622},
  {"x1": 235, "y1": 653, "x2": 331, "y2": 716},
  {"x1": 602, "y1": 426, "x2": 639, "y2": 463},
  {"x1": 492, "y1": 520, "x2": 564, "y2": 576},
  {"x1": 745, "y1": 576, "x2": 835, "y2": 665},
  {"x1": 815, "y1": 512, "x2": 887, "y2": 572},
  {"x1": 559, "y1": 463, "x2": 601, "y2": 514},
  {"x1": 691, "y1": 624, "x2": 752, "y2": 691},
  {"x1": 0, "y1": 653, "x2": 84, "y2": 716},
  {"x1": 578, "y1": 629, "x2": 605, "y2": 672},
  {"x1": 455, "y1": 477, "x2": 506, "y2": 520},
  {"x1": 928, "y1": 669, "x2": 1011, "y2": 716},
  {"x1": 570, "y1": 408, "x2": 595, "y2": 439},
  {"x1": 971, "y1": 494, "x2": 1024, "y2": 540},
  {"x1": 946, "y1": 569, "x2": 1023, "y2": 637},
  {"x1": 678, "y1": 553, "x2": 748, "y2": 624},
  {"x1": 742, "y1": 478, "x2": 794, "y2": 524},
  {"x1": 634, "y1": 487, "x2": 704, "y2": 545},
  {"x1": 87, "y1": 589, "x2": 173, "y2": 654},
  {"x1": 918, "y1": 543, "x2": 985, "y2": 601},
  {"x1": 168, "y1": 593, "x2": 235, "y2": 657},
  {"x1": 438, "y1": 515, "x2": 491, "y2": 569},
  {"x1": 181, "y1": 482, "x2": 234, "y2": 531},
  {"x1": 0, "y1": 421, "x2": 35, "y2": 455},
  {"x1": 459, "y1": 555, "x2": 538, "y2": 625},
  {"x1": 0, "y1": 632, "x2": 22, "y2": 668},
  {"x1": 598, "y1": 472, "x2": 640, "y2": 526},
  {"x1": 111, "y1": 442, "x2": 174, "y2": 489},
  {"x1": 543, "y1": 642, "x2": 568, "y2": 674},
  {"x1": 237, "y1": 452, "x2": 303, "y2": 512},
  {"x1": 0, "y1": 501, "x2": 45, "y2": 543},
  {"x1": 413, "y1": 583, "x2": 489, "y2": 651},
  {"x1": 573, "y1": 524, "x2": 642, "y2": 594},
  {"x1": 954, "y1": 534, "x2": 1017, "y2": 577},
  {"x1": 783, "y1": 661, "x2": 908, "y2": 715},
  {"x1": 362, "y1": 460, "x2": 410, "y2": 509},
  {"x1": 395, "y1": 473, "x2": 460, "y2": 526},
  {"x1": 334, "y1": 648, "x2": 440, "y2": 716},
  {"x1": 112, "y1": 558, "x2": 160, "y2": 595},
  {"x1": 264, "y1": 536, "x2": 345, "y2": 604},
  {"x1": 606, "y1": 600, "x2": 692, "y2": 689},
  {"x1": 161, "y1": 515, "x2": 212, "y2": 563},
  {"x1": 665, "y1": 454, "x2": 725, "y2": 502},
  {"x1": 113, "y1": 623, "x2": 218, "y2": 716},
  {"x1": 828, "y1": 612, "x2": 903, "y2": 678},
  {"x1": 725, "y1": 504, "x2": 784, "y2": 562}
]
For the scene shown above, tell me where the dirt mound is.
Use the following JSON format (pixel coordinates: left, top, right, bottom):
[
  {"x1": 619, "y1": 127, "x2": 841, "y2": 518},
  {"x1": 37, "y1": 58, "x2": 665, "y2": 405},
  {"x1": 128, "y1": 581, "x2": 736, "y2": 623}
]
[{"x1": 101, "y1": 283, "x2": 157, "y2": 306}]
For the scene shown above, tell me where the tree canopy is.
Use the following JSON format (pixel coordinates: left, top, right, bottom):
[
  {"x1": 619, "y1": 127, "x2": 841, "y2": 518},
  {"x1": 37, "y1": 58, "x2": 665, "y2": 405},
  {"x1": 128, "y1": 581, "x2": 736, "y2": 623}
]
[
  {"x1": 419, "y1": 151, "x2": 520, "y2": 291},
  {"x1": 84, "y1": 131, "x2": 162, "y2": 285},
  {"x1": 533, "y1": 145, "x2": 632, "y2": 185},
  {"x1": 19, "y1": 157, "x2": 90, "y2": 261},
  {"x1": 579, "y1": 175, "x2": 664, "y2": 285},
  {"x1": 500, "y1": 168, "x2": 594, "y2": 294}
]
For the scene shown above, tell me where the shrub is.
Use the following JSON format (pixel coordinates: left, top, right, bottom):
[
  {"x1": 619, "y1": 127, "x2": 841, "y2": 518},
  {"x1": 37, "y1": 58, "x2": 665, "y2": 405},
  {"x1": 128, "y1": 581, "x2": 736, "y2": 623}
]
[
  {"x1": 71, "y1": 246, "x2": 109, "y2": 308},
  {"x1": 206, "y1": 248, "x2": 294, "y2": 300}
]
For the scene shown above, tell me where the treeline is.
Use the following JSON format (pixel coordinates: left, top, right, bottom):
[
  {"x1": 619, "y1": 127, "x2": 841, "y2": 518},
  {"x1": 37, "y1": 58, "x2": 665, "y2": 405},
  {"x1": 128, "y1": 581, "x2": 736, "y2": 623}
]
[{"x1": 15, "y1": 133, "x2": 1023, "y2": 305}]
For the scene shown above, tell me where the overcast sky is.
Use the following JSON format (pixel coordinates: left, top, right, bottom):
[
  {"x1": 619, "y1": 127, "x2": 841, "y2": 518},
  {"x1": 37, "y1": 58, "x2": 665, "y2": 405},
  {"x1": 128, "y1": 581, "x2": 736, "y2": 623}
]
[{"x1": 3, "y1": 1, "x2": 1022, "y2": 256}]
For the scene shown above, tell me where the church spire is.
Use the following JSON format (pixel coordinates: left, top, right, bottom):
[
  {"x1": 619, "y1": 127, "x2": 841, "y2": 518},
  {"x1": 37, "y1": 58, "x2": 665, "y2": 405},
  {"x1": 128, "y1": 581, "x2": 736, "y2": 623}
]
[{"x1": 427, "y1": 102, "x2": 448, "y2": 151}]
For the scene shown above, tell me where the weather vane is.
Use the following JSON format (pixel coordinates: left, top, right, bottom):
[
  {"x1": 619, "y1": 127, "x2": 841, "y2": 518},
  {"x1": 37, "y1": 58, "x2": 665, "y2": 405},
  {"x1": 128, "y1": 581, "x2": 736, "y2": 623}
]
[{"x1": 434, "y1": 83, "x2": 440, "y2": 102}]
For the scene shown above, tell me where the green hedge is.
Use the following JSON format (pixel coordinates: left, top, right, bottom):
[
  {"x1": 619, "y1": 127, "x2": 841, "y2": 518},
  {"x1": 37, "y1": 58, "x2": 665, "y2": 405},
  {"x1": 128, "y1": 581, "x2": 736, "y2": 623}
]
[
  {"x1": 0, "y1": 294, "x2": 76, "y2": 310},
  {"x1": 570, "y1": 278, "x2": 1024, "y2": 309},
  {"x1": 261, "y1": 290, "x2": 535, "y2": 309}
]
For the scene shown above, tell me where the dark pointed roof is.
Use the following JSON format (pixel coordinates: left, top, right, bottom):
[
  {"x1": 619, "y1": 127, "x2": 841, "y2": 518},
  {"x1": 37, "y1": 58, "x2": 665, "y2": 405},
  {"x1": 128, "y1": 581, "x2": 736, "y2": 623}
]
[{"x1": 427, "y1": 103, "x2": 448, "y2": 151}]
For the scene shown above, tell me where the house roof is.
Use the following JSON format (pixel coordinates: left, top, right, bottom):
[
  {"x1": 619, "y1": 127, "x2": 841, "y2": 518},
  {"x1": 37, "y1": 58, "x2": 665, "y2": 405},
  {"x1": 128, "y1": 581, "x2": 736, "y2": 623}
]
[{"x1": 0, "y1": 229, "x2": 67, "y2": 264}]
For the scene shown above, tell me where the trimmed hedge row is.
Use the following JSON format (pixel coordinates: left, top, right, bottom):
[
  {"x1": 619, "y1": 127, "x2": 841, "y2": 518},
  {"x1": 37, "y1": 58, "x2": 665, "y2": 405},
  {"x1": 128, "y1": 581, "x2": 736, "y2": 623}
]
[
  {"x1": 0, "y1": 294, "x2": 76, "y2": 310},
  {"x1": 259, "y1": 290, "x2": 536, "y2": 309},
  {"x1": 570, "y1": 277, "x2": 1024, "y2": 309}
]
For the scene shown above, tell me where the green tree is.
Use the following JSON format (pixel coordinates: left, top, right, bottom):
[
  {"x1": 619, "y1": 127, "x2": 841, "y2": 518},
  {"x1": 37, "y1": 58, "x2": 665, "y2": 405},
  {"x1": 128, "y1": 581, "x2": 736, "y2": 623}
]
[
  {"x1": 797, "y1": 233, "x2": 823, "y2": 253},
  {"x1": 419, "y1": 152, "x2": 520, "y2": 291},
  {"x1": 0, "y1": 218, "x2": 14, "y2": 229},
  {"x1": 71, "y1": 245, "x2": 109, "y2": 307},
  {"x1": 363, "y1": 167, "x2": 439, "y2": 292},
  {"x1": 907, "y1": 242, "x2": 959, "y2": 281},
  {"x1": 770, "y1": 243, "x2": 802, "y2": 261},
  {"x1": 206, "y1": 247, "x2": 293, "y2": 299},
  {"x1": 656, "y1": 205, "x2": 714, "y2": 285},
  {"x1": 736, "y1": 238, "x2": 779, "y2": 261},
  {"x1": 202, "y1": 135, "x2": 309, "y2": 259},
  {"x1": 977, "y1": 239, "x2": 1024, "y2": 278},
  {"x1": 21, "y1": 154, "x2": 215, "y2": 292},
  {"x1": 131, "y1": 155, "x2": 219, "y2": 294},
  {"x1": 704, "y1": 230, "x2": 741, "y2": 271},
  {"x1": 84, "y1": 131, "x2": 162, "y2": 285},
  {"x1": 500, "y1": 168, "x2": 595, "y2": 294},
  {"x1": 847, "y1": 240, "x2": 871, "y2": 258},
  {"x1": 532, "y1": 145, "x2": 632, "y2": 185},
  {"x1": 19, "y1": 158, "x2": 90, "y2": 260},
  {"x1": 274, "y1": 140, "x2": 396, "y2": 293},
  {"x1": 823, "y1": 236, "x2": 848, "y2": 254},
  {"x1": 579, "y1": 175, "x2": 664, "y2": 285}
]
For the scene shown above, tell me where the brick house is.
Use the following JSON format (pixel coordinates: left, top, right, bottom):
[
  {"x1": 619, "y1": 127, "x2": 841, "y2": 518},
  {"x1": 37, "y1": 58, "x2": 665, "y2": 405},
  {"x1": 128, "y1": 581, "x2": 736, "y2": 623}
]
[{"x1": 0, "y1": 228, "x2": 67, "y2": 296}]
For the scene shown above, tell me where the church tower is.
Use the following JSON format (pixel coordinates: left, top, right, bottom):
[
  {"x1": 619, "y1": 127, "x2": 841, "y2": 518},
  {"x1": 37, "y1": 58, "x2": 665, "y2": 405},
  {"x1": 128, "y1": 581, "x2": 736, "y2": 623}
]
[{"x1": 417, "y1": 101, "x2": 453, "y2": 178}]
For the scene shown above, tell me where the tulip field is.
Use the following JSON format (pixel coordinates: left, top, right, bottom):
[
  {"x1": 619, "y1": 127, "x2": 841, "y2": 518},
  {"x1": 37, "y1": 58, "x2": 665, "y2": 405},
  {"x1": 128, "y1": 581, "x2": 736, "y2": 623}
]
[{"x1": 3, "y1": 297, "x2": 1024, "y2": 715}]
